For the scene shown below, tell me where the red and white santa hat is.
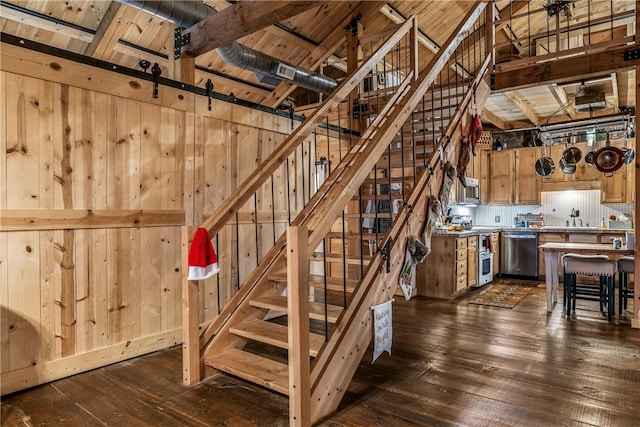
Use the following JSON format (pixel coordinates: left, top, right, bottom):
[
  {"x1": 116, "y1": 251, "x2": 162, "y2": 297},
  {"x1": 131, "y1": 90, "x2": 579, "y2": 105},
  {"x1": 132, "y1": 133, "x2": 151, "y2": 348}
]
[{"x1": 187, "y1": 228, "x2": 219, "y2": 280}]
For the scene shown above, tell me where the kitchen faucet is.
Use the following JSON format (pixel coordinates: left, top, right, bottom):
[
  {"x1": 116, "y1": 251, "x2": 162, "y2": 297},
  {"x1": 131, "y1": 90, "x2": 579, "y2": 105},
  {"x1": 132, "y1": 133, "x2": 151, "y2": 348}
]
[{"x1": 570, "y1": 208, "x2": 580, "y2": 227}]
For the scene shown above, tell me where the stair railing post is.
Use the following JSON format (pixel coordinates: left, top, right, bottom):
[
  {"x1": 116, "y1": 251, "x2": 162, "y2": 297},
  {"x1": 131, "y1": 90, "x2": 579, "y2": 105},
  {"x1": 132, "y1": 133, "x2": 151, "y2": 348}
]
[
  {"x1": 181, "y1": 225, "x2": 201, "y2": 385},
  {"x1": 287, "y1": 225, "x2": 311, "y2": 427}
]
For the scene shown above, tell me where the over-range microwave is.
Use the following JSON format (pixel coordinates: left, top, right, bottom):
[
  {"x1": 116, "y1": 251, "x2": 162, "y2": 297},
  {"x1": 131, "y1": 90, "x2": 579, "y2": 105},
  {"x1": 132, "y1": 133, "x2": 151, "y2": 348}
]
[{"x1": 456, "y1": 176, "x2": 480, "y2": 205}]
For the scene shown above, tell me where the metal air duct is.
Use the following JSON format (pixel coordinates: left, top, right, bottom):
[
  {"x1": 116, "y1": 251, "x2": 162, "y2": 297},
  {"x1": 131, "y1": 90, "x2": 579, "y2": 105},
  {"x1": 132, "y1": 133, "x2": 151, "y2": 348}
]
[{"x1": 115, "y1": 0, "x2": 338, "y2": 95}]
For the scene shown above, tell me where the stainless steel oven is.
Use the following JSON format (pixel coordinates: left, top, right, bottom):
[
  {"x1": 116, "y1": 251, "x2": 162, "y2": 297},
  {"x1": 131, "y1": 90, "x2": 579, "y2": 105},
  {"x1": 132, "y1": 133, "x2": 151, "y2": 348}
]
[{"x1": 476, "y1": 233, "x2": 494, "y2": 287}]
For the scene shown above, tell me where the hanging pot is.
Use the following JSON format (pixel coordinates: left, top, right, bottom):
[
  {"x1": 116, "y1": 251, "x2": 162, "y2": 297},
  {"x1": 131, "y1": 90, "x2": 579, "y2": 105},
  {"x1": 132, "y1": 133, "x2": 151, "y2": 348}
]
[
  {"x1": 534, "y1": 145, "x2": 555, "y2": 177},
  {"x1": 559, "y1": 157, "x2": 576, "y2": 174},
  {"x1": 561, "y1": 135, "x2": 582, "y2": 164},
  {"x1": 584, "y1": 150, "x2": 596, "y2": 166},
  {"x1": 623, "y1": 147, "x2": 635, "y2": 164},
  {"x1": 593, "y1": 132, "x2": 625, "y2": 174}
]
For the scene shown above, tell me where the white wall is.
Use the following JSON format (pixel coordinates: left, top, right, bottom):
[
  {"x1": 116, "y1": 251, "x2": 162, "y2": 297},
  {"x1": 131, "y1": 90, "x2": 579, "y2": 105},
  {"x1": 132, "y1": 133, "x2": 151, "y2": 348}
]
[{"x1": 456, "y1": 190, "x2": 632, "y2": 227}]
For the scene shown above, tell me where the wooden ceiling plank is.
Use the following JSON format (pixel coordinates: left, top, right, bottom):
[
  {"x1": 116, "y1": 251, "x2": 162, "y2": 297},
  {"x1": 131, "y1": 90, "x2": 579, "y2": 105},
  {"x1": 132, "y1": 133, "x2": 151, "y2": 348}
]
[
  {"x1": 503, "y1": 90, "x2": 539, "y2": 125},
  {"x1": 182, "y1": 1, "x2": 328, "y2": 57},
  {"x1": 84, "y1": 2, "x2": 138, "y2": 59},
  {"x1": 492, "y1": 44, "x2": 640, "y2": 90},
  {"x1": 0, "y1": 2, "x2": 93, "y2": 43}
]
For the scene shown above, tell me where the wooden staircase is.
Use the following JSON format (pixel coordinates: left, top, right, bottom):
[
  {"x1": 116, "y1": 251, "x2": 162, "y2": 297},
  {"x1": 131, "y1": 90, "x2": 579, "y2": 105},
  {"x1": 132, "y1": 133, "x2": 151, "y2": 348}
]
[{"x1": 182, "y1": 3, "x2": 492, "y2": 424}]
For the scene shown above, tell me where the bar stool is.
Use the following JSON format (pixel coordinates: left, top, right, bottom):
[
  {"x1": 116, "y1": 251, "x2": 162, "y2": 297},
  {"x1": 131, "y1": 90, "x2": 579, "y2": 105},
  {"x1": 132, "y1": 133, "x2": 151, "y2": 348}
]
[
  {"x1": 562, "y1": 254, "x2": 608, "y2": 315},
  {"x1": 618, "y1": 256, "x2": 635, "y2": 315},
  {"x1": 564, "y1": 255, "x2": 617, "y2": 321}
]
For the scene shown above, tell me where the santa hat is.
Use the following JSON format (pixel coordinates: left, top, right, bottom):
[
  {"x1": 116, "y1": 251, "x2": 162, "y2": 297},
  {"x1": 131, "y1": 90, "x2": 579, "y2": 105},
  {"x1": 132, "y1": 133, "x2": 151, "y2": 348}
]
[{"x1": 187, "y1": 228, "x2": 219, "y2": 280}]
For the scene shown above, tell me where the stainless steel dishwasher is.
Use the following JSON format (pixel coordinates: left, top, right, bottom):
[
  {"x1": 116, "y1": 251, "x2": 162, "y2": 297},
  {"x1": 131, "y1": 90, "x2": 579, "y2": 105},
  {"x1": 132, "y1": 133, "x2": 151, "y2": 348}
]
[{"x1": 500, "y1": 231, "x2": 538, "y2": 277}]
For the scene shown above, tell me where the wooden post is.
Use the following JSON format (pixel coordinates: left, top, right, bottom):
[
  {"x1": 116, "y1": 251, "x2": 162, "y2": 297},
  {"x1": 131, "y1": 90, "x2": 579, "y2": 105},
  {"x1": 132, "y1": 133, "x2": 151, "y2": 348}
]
[
  {"x1": 287, "y1": 225, "x2": 310, "y2": 427},
  {"x1": 181, "y1": 225, "x2": 201, "y2": 384},
  {"x1": 409, "y1": 15, "x2": 419, "y2": 81},
  {"x1": 632, "y1": 0, "x2": 640, "y2": 329},
  {"x1": 485, "y1": 0, "x2": 495, "y2": 70}
]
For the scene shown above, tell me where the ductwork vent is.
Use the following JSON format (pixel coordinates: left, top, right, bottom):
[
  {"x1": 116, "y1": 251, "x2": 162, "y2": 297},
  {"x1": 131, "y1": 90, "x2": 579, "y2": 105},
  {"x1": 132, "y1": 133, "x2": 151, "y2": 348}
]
[{"x1": 115, "y1": 0, "x2": 337, "y2": 95}]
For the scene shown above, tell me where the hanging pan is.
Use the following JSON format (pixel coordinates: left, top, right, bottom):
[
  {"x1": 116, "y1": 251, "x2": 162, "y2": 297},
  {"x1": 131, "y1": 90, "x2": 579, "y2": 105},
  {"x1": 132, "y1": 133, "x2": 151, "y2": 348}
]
[
  {"x1": 559, "y1": 157, "x2": 576, "y2": 174},
  {"x1": 593, "y1": 132, "x2": 625, "y2": 175},
  {"x1": 622, "y1": 136, "x2": 636, "y2": 164},
  {"x1": 561, "y1": 134, "x2": 582, "y2": 164},
  {"x1": 584, "y1": 150, "x2": 596, "y2": 166},
  {"x1": 534, "y1": 144, "x2": 555, "y2": 177}
]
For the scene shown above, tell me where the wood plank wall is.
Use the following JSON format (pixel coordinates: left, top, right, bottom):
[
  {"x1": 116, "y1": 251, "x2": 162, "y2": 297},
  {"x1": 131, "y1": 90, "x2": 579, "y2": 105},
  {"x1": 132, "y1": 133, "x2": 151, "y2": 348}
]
[{"x1": 0, "y1": 43, "x2": 316, "y2": 394}]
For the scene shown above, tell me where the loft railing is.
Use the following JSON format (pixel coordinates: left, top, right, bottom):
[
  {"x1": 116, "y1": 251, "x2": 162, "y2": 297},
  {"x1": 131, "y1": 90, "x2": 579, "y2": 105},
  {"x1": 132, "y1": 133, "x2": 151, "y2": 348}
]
[{"x1": 492, "y1": 0, "x2": 635, "y2": 69}]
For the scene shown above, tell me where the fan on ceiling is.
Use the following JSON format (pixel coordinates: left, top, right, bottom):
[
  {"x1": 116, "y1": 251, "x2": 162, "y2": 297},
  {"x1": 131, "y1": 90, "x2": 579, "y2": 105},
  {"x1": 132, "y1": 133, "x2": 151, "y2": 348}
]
[{"x1": 574, "y1": 81, "x2": 606, "y2": 112}]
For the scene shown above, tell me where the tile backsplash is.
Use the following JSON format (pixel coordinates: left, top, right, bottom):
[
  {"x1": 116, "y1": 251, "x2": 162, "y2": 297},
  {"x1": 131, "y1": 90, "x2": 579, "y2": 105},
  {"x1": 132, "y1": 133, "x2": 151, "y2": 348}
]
[{"x1": 454, "y1": 190, "x2": 632, "y2": 228}]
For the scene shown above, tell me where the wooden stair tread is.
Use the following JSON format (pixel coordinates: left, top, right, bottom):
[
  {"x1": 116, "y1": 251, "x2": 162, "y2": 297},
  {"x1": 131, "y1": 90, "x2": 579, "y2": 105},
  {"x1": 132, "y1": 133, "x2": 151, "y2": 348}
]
[
  {"x1": 250, "y1": 295, "x2": 342, "y2": 323},
  {"x1": 229, "y1": 318, "x2": 325, "y2": 357},
  {"x1": 204, "y1": 348, "x2": 290, "y2": 395},
  {"x1": 311, "y1": 251, "x2": 372, "y2": 264},
  {"x1": 266, "y1": 271, "x2": 359, "y2": 292}
]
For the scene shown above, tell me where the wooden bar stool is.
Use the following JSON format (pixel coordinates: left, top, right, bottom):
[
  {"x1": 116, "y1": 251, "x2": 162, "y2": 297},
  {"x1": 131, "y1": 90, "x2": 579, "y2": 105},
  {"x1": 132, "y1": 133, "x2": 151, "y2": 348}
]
[
  {"x1": 617, "y1": 256, "x2": 635, "y2": 315},
  {"x1": 564, "y1": 256, "x2": 617, "y2": 321},
  {"x1": 562, "y1": 254, "x2": 608, "y2": 316}
]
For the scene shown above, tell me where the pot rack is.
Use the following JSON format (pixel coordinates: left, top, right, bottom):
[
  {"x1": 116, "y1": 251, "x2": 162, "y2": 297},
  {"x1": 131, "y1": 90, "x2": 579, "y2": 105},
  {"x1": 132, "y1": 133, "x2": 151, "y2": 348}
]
[{"x1": 493, "y1": 114, "x2": 634, "y2": 147}]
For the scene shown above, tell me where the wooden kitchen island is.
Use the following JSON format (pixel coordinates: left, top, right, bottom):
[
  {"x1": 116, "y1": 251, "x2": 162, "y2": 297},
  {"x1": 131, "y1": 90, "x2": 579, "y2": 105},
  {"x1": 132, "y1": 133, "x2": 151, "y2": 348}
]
[{"x1": 539, "y1": 242, "x2": 634, "y2": 313}]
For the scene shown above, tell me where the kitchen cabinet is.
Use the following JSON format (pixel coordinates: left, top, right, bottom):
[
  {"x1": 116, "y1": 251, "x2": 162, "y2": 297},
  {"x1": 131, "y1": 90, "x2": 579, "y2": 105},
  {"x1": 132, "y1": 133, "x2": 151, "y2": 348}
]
[
  {"x1": 467, "y1": 235, "x2": 478, "y2": 287},
  {"x1": 488, "y1": 150, "x2": 515, "y2": 204},
  {"x1": 491, "y1": 231, "x2": 500, "y2": 275},
  {"x1": 601, "y1": 164, "x2": 627, "y2": 203},
  {"x1": 487, "y1": 147, "x2": 539, "y2": 204},
  {"x1": 417, "y1": 234, "x2": 477, "y2": 299},
  {"x1": 514, "y1": 148, "x2": 540, "y2": 204}
]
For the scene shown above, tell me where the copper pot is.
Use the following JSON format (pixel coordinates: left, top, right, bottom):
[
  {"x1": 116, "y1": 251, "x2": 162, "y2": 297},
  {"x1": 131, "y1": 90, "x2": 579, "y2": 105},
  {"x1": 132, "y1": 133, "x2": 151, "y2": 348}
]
[{"x1": 593, "y1": 144, "x2": 625, "y2": 174}]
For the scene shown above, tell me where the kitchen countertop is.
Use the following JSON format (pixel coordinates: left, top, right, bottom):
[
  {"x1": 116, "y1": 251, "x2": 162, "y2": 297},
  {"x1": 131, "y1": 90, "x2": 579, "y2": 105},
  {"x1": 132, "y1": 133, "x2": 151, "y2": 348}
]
[{"x1": 433, "y1": 226, "x2": 633, "y2": 236}]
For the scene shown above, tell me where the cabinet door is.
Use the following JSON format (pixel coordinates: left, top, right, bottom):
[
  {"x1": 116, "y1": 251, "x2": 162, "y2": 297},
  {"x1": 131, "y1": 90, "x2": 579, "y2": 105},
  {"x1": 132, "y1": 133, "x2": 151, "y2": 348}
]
[
  {"x1": 478, "y1": 150, "x2": 490, "y2": 204},
  {"x1": 467, "y1": 246, "x2": 477, "y2": 287},
  {"x1": 515, "y1": 147, "x2": 540, "y2": 204},
  {"x1": 492, "y1": 232, "x2": 500, "y2": 275},
  {"x1": 489, "y1": 150, "x2": 515, "y2": 204},
  {"x1": 601, "y1": 166, "x2": 627, "y2": 203}
]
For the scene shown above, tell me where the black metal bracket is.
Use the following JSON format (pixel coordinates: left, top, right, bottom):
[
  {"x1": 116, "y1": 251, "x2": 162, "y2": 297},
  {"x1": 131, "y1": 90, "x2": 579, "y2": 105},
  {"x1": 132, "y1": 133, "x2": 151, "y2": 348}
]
[
  {"x1": 404, "y1": 202, "x2": 413, "y2": 214},
  {"x1": 490, "y1": 73, "x2": 495, "y2": 90},
  {"x1": 624, "y1": 48, "x2": 640, "y2": 61},
  {"x1": 352, "y1": 99, "x2": 368, "y2": 119},
  {"x1": 174, "y1": 28, "x2": 191, "y2": 60},
  {"x1": 151, "y1": 63, "x2": 161, "y2": 98},
  {"x1": 289, "y1": 104, "x2": 295, "y2": 130},
  {"x1": 380, "y1": 238, "x2": 393, "y2": 273},
  {"x1": 205, "y1": 79, "x2": 214, "y2": 111},
  {"x1": 344, "y1": 13, "x2": 362, "y2": 37}
]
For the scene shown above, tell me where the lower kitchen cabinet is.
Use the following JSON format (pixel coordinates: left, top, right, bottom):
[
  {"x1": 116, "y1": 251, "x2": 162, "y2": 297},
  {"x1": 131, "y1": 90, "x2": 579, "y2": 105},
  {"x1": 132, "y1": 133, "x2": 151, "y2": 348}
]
[
  {"x1": 492, "y1": 231, "x2": 500, "y2": 276},
  {"x1": 417, "y1": 234, "x2": 477, "y2": 299}
]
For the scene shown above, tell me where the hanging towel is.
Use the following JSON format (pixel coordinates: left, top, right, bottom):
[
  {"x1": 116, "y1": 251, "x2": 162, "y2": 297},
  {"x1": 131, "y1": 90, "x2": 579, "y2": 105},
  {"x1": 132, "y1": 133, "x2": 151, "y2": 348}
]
[{"x1": 187, "y1": 228, "x2": 219, "y2": 280}]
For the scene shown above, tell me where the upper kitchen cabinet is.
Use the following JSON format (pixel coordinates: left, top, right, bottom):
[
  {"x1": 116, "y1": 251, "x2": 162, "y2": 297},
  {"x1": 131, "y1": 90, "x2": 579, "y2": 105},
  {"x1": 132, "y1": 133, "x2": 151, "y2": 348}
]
[
  {"x1": 514, "y1": 148, "x2": 541, "y2": 204},
  {"x1": 486, "y1": 147, "x2": 539, "y2": 205},
  {"x1": 488, "y1": 150, "x2": 514, "y2": 204}
]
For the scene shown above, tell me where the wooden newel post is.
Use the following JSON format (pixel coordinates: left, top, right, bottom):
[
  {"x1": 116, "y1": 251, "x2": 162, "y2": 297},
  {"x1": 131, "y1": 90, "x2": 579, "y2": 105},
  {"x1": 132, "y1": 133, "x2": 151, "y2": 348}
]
[
  {"x1": 181, "y1": 225, "x2": 201, "y2": 385},
  {"x1": 287, "y1": 225, "x2": 310, "y2": 427}
]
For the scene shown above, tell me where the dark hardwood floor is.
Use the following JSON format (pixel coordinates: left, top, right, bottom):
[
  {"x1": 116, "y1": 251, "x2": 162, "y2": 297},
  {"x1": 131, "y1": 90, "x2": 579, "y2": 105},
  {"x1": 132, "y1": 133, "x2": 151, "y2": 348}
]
[{"x1": 2, "y1": 282, "x2": 639, "y2": 426}]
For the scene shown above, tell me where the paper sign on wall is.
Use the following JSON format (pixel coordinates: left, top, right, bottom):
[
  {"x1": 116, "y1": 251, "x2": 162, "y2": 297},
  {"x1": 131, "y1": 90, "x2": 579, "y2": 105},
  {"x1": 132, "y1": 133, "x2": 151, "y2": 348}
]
[{"x1": 372, "y1": 299, "x2": 393, "y2": 363}]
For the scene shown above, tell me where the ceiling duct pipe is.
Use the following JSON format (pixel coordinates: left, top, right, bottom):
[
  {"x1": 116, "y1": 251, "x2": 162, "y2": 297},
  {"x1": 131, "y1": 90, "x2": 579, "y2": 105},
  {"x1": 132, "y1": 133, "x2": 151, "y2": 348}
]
[{"x1": 115, "y1": 0, "x2": 338, "y2": 95}]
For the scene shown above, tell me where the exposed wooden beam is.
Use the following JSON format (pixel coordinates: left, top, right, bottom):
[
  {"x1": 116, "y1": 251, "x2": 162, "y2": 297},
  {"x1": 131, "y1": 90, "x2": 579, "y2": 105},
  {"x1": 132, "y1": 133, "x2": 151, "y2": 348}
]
[
  {"x1": 503, "y1": 90, "x2": 539, "y2": 125},
  {"x1": 0, "y1": 2, "x2": 93, "y2": 43},
  {"x1": 495, "y1": 1, "x2": 530, "y2": 33},
  {"x1": 84, "y1": 1, "x2": 138, "y2": 59},
  {"x1": 492, "y1": 45, "x2": 640, "y2": 90},
  {"x1": 610, "y1": 72, "x2": 619, "y2": 111},
  {"x1": 481, "y1": 107, "x2": 508, "y2": 129},
  {"x1": 549, "y1": 83, "x2": 577, "y2": 120},
  {"x1": 379, "y1": 3, "x2": 439, "y2": 53},
  {"x1": 182, "y1": 1, "x2": 327, "y2": 57}
]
